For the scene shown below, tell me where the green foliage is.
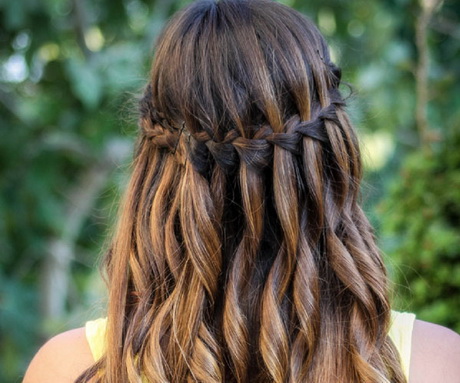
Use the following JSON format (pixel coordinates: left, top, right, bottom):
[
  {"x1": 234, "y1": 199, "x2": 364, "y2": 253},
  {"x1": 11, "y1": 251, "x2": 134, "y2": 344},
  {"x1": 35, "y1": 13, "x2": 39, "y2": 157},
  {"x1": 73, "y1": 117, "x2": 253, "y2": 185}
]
[
  {"x1": 380, "y1": 134, "x2": 460, "y2": 332},
  {"x1": 0, "y1": 272, "x2": 39, "y2": 380}
]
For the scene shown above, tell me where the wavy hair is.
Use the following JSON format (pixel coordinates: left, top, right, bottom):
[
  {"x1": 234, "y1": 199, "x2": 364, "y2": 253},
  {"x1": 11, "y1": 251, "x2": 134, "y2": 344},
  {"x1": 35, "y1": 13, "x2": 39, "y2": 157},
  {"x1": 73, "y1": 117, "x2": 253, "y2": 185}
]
[{"x1": 77, "y1": 0, "x2": 406, "y2": 382}]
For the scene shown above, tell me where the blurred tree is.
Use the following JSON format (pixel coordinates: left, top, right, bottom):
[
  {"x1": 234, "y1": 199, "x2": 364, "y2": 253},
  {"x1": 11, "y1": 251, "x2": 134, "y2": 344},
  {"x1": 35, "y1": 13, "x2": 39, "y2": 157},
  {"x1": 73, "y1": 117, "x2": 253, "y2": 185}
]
[
  {"x1": 0, "y1": 0, "x2": 458, "y2": 382},
  {"x1": 381, "y1": 131, "x2": 460, "y2": 332},
  {"x1": 377, "y1": 0, "x2": 460, "y2": 331}
]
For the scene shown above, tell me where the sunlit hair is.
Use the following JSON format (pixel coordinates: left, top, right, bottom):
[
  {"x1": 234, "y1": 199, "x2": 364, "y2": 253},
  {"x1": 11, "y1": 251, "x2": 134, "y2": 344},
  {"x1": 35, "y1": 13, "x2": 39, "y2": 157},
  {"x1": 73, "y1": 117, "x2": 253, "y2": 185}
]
[{"x1": 77, "y1": 0, "x2": 406, "y2": 382}]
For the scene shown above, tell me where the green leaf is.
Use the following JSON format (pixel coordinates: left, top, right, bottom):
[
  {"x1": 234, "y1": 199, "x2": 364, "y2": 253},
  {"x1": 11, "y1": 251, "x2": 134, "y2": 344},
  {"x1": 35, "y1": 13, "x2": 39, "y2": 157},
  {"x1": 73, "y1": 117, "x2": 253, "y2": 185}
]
[{"x1": 66, "y1": 59, "x2": 103, "y2": 109}]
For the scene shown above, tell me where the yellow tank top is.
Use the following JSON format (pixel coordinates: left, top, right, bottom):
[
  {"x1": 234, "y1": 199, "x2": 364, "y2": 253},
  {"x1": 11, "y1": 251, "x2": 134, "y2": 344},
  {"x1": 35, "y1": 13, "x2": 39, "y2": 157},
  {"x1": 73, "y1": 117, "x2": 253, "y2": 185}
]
[{"x1": 86, "y1": 310, "x2": 415, "y2": 380}]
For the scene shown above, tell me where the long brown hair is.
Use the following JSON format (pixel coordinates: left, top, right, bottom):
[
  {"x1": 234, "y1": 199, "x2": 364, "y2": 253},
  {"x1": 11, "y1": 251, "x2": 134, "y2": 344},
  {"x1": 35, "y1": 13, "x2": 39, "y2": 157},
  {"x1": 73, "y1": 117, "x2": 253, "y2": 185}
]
[{"x1": 78, "y1": 0, "x2": 406, "y2": 382}]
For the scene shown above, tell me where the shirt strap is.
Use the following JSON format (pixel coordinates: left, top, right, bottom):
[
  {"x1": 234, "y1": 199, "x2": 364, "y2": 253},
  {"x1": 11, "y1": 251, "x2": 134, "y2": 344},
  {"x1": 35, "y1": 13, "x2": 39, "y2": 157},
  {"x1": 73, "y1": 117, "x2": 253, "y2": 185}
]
[
  {"x1": 85, "y1": 317, "x2": 107, "y2": 361},
  {"x1": 388, "y1": 310, "x2": 416, "y2": 380}
]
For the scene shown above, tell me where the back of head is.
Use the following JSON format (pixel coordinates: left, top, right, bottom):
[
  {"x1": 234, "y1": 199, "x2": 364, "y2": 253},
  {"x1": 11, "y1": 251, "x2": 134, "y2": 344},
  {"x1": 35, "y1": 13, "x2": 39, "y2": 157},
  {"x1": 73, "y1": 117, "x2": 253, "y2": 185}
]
[{"x1": 84, "y1": 1, "x2": 407, "y2": 382}]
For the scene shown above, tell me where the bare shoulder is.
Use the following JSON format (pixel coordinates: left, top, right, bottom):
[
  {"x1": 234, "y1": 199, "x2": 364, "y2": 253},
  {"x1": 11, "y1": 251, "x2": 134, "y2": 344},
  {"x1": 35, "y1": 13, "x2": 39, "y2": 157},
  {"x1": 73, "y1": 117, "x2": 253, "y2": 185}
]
[
  {"x1": 410, "y1": 319, "x2": 460, "y2": 383},
  {"x1": 23, "y1": 327, "x2": 95, "y2": 383}
]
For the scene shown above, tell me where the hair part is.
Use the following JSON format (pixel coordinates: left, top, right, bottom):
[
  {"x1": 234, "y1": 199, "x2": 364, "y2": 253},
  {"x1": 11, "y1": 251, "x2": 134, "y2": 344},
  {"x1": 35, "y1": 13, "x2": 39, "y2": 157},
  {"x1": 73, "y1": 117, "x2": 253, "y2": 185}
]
[{"x1": 77, "y1": 0, "x2": 406, "y2": 382}]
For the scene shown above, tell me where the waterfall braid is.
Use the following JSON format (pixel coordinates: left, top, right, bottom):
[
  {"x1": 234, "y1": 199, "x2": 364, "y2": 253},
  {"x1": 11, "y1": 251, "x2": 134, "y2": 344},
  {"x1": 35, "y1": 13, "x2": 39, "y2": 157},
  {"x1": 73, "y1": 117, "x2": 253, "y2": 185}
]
[{"x1": 77, "y1": 0, "x2": 406, "y2": 382}]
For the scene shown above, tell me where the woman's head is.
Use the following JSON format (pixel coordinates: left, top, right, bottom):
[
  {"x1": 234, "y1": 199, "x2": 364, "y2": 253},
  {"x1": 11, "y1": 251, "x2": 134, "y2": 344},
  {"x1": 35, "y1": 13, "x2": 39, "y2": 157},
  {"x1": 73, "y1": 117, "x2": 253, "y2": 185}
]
[
  {"x1": 143, "y1": 0, "x2": 344, "y2": 176},
  {"x1": 82, "y1": 1, "x2": 406, "y2": 382}
]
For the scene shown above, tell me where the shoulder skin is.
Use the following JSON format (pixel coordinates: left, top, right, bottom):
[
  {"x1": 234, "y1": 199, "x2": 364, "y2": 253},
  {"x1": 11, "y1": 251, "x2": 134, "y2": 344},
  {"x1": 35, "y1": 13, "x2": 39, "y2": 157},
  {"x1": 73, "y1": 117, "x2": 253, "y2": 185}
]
[
  {"x1": 22, "y1": 327, "x2": 93, "y2": 383},
  {"x1": 410, "y1": 319, "x2": 460, "y2": 383}
]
